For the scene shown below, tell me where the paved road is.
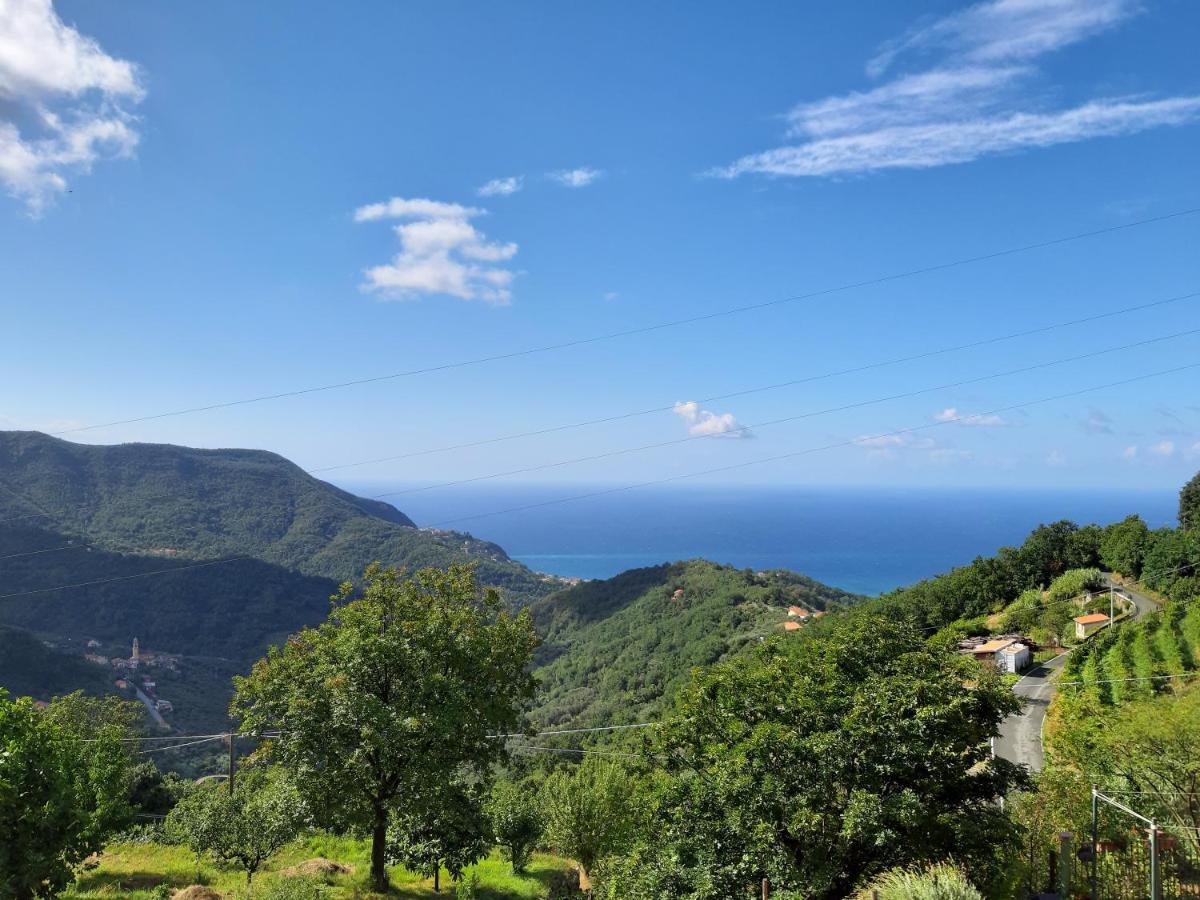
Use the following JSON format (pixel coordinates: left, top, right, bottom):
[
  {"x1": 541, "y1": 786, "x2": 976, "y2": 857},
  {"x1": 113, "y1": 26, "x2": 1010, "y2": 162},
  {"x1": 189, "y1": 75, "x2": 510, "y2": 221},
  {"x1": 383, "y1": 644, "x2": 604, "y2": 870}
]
[{"x1": 994, "y1": 577, "x2": 1158, "y2": 771}]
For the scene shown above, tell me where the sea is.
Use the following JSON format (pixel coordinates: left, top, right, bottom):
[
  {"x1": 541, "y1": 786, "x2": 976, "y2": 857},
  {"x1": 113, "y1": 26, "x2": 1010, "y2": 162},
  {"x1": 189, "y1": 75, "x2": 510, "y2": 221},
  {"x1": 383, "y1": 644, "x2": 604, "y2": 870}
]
[{"x1": 342, "y1": 483, "x2": 1179, "y2": 597}]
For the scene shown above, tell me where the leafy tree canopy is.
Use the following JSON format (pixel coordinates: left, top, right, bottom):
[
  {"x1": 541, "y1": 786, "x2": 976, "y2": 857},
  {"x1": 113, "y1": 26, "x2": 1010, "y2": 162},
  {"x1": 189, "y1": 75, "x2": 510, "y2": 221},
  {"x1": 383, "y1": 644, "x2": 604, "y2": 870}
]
[
  {"x1": 606, "y1": 616, "x2": 1028, "y2": 900},
  {"x1": 1180, "y1": 470, "x2": 1200, "y2": 531},
  {"x1": 0, "y1": 691, "x2": 131, "y2": 899},
  {"x1": 165, "y1": 766, "x2": 306, "y2": 884},
  {"x1": 231, "y1": 563, "x2": 538, "y2": 892}
]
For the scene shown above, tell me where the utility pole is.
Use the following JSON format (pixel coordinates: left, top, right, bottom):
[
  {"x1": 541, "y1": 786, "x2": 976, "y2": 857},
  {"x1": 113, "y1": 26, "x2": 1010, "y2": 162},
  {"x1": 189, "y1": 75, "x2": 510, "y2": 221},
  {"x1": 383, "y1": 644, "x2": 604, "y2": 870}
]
[
  {"x1": 1109, "y1": 585, "x2": 1115, "y2": 624},
  {"x1": 1090, "y1": 786, "x2": 1099, "y2": 900},
  {"x1": 227, "y1": 733, "x2": 236, "y2": 791}
]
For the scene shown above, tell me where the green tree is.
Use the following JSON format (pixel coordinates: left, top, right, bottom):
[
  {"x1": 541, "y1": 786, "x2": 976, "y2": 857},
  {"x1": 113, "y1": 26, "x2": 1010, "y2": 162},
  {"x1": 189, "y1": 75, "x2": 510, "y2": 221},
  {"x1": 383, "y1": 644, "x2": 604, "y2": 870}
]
[
  {"x1": 541, "y1": 759, "x2": 635, "y2": 890},
  {"x1": 487, "y1": 779, "x2": 544, "y2": 873},
  {"x1": 612, "y1": 616, "x2": 1027, "y2": 900},
  {"x1": 388, "y1": 780, "x2": 490, "y2": 892},
  {"x1": 231, "y1": 564, "x2": 538, "y2": 892},
  {"x1": 1180, "y1": 470, "x2": 1200, "y2": 531},
  {"x1": 1100, "y1": 515, "x2": 1150, "y2": 577},
  {"x1": 0, "y1": 691, "x2": 131, "y2": 899},
  {"x1": 164, "y1": 766, "x2": 305, "y2": 884}
]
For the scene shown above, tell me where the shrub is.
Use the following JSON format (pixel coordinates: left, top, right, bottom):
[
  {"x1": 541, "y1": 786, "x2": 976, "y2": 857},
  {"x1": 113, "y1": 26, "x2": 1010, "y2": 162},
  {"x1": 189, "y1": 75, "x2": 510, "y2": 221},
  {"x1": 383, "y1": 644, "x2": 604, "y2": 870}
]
[
  {"x1": 455, "y1": 872, "x2": 480, "y2": 900},
  {"x1": 858, "y1": 863, "x2": 983, "y2": 900}
]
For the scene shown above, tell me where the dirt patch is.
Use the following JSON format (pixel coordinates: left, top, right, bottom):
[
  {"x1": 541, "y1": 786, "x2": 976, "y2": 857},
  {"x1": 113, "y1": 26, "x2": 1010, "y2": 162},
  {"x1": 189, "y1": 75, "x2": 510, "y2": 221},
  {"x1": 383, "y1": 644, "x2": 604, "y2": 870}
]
[
  {"x1": 172, "y1": 888, "x2": 223, "y2": 900},
  {"x1": 281, "y1": 857, "x2": 354, "y2": 877}
]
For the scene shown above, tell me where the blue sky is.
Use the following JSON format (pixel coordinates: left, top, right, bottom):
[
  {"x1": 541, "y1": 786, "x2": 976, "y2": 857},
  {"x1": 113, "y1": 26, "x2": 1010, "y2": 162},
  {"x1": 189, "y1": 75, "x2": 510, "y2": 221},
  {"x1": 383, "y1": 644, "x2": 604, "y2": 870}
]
[{"x1": 1, "y1": 0, "x2": 1198, "y2": 505}]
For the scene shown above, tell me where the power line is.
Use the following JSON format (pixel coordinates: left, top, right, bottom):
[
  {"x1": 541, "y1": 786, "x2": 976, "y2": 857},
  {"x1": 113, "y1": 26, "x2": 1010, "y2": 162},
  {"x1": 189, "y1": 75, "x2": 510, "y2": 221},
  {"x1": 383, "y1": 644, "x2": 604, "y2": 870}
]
[
  {"x1": 10, "y1": 289, "x2": 1196, "y2": 530},
  {"x1": 308, "y1": 288, "x2": 1200, "y2": 475},
  {"x1": 3, "y1": 364, "x2": 1194, "y2": 601},
  {"x1": 137, "y1": 735, "x2": 228, "y2": 754},
  {"x1": 492, "y1": 722, "x2": 659, "y2": 739},
  {"x1": 0, "y1": 543, "x2": 86, "y2": 562},
  {"x1": 427, "y1": 362, "x2": 1200, "y2": 529},
  {"x1": 510, "y1": 745, "x2": 649, "y2": 760},
  {"x1": 41, "y1": 208, "x2": 1200, "y2": 438},
  {"x1": 0, "y1": 555, "x2": 250, "y2": 601},
  {"x1": 370, "y1": 327, "x2": 1200, "y2": 498}
]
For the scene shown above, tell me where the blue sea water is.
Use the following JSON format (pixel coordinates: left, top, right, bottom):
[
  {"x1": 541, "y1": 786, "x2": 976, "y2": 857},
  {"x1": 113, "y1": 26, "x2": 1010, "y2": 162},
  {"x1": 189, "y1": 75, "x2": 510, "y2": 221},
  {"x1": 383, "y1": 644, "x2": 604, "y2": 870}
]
[{"x1": 342, "y1": 483, "x2": 1179, "y2": 596}]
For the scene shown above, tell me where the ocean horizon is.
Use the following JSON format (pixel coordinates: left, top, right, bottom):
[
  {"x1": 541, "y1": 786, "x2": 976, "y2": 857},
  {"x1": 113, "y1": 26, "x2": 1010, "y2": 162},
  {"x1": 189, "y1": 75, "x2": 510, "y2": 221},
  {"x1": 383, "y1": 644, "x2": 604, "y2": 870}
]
[{"x1": 338, "y1": 482, "x2": 1181, "y2": 596}]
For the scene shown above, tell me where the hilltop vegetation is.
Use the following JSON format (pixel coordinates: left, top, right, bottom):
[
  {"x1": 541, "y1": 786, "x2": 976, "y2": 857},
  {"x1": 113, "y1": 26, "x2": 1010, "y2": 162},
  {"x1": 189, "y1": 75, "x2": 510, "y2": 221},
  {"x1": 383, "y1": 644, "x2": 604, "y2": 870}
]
[
  {"x1": 528, "y1": 560, "x2": 858, "y2": 730},
  {"x1": 0, "y1": 431, "x2": 551, "y2": 602}
]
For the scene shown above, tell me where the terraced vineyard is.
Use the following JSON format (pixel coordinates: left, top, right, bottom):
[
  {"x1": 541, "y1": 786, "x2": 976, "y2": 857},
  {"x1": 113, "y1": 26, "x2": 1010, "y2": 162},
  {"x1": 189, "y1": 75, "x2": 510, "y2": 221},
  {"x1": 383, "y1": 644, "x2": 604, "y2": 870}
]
[{"x1": 1061, "y1": 600, "x2": 1200, "y2": 706}]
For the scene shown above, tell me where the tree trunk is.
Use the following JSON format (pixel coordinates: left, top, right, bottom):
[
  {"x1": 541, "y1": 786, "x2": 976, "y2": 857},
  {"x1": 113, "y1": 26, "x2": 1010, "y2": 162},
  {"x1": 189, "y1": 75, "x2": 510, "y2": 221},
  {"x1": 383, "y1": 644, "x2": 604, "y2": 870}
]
[
  {"x1": 434, "y1": 866, "x2": 440, "y2": 892},
  {"x1": 371, "y1": 808, "x2": 389, "y2": 892}
]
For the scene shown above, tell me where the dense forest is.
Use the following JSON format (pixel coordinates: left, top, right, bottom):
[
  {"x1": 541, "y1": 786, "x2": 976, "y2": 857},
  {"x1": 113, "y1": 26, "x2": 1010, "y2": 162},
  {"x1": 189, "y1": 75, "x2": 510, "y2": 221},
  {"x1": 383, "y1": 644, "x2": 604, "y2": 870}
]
[{"x1": 527, "y1": 560, "x2": 859, "y2": 729}]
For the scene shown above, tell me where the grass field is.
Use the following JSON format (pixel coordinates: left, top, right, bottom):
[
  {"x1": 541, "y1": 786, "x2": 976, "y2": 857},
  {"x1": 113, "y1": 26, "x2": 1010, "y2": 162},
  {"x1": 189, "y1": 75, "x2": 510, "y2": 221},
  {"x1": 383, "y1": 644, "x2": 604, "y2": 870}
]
[{"x1": 64, "y1": 835, "x2": 577, "y2": 899}]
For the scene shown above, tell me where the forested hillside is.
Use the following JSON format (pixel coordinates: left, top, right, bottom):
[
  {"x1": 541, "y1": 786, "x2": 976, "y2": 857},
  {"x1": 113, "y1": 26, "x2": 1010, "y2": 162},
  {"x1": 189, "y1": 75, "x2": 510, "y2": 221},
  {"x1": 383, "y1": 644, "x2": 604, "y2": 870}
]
[
  {"x1": 528, "y1": 560, "x2": 859, "y2": 729},
  {"x1": 0, "y1": 431, "x2": 551, "y2": 602}
]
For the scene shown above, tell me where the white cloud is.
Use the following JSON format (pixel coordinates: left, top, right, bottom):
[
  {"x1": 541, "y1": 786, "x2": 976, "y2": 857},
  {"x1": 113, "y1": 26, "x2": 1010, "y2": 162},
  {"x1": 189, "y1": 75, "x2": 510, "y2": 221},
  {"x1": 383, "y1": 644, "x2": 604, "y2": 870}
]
[
  {"x1": 672, "y1": 401, "x2": 751, "y2": 438},
  {"x1": 1083, "y1": 408, "x2": 1115, "y2": 435},
  {"x1": 602, "y1": 291, "x2": 619, "y2": 301},
  {"x1": 1121, "y1": 445, "x2": 1138, "y2": 460},
  {"x1": 1046, "y1": 449, "x2": 1067, "y2": 467},
  {"x1": 714, "y1": 0, "x2": 1199, "y2": 180},
  {"x1": 549, "y1": 167, "x2": 603, "y2": 188},
  {"x1": 933, "y1": 407, "x2": 1008, "y2": 427},
  {"x1": 1150, "y1": 440, "x2": 1176, "y2": 458},
  {"x1": 0, "y1": 0, "x2": 143, "y2": 213},
  {"x1": 1188, "y1": 442, "x2": 1200, "y2": 460},
  {"x1": 477, "y1": 175, "x2": 523, "y2": 197},
  {"x1": 355, "y1": 196, "x2": 518, "y2": 305},
  {"x1": 868, "y1": 0, "x2": 1138, "y2": 76}
]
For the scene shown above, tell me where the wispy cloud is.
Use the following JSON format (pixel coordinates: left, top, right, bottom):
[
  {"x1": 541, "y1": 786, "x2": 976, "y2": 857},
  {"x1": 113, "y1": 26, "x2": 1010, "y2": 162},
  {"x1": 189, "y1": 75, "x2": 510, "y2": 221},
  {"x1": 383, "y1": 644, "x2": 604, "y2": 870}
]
[
  {"x1": 933, "y1": 407, "x2": 1008, "y2": 427},
  {"x1": 714, "y1": 0, "x2": 1199, "y2": 180},
  {"x1": 1046, "y1": 449, "x2": 1067, "y2": 467},
  {"x1": 0, "y1": 0, "x2": 144, "y2": 214},
  {"x1": 477, "y1": 175, "x2": 523, "y2": 197},
  {"x1": 1121, "y1": 445, "x2": 1139, "y2": 460},
  {"x1": 1150, "y1": 440, "x2": 1176, "y2": 458},
  {"x1": 549, "y1": 167, "x2": 603, "y2": 188},
  {"x1": 355, "y1": 196, "x2": 518, "y2": 305},
  {"x1": 1083, "y1": 408, "x2": 1115, "y2": 434},
  {"x1": 672, "y1": 401, "x2": 752, "y2": 438}
]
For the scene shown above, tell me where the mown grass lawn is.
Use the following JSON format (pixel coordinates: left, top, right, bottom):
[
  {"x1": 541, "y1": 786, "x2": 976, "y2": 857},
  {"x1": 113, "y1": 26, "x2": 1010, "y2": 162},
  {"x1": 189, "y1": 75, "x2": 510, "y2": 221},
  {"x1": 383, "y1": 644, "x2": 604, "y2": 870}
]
[{"x1": 65, "y1": 834, "x2": 576, "y2": 899}]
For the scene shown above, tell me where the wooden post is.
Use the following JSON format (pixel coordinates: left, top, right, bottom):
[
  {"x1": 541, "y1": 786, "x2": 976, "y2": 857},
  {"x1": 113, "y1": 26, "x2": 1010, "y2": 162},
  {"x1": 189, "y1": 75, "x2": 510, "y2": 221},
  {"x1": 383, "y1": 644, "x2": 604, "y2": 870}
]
[
  {"x1": 227, "y1": 734, "x2": 235, "y2": 790},
  {"x1": 761, "y1": 877, "x2": 769, "y2": 899}
]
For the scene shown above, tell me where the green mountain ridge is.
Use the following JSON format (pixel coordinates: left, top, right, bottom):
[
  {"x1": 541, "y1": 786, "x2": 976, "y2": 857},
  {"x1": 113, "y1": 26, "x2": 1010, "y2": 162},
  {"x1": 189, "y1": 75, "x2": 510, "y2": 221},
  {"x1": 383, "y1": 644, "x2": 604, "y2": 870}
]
[{"x1": 0, "y1": 431, "x2": 551, "y2": 600}]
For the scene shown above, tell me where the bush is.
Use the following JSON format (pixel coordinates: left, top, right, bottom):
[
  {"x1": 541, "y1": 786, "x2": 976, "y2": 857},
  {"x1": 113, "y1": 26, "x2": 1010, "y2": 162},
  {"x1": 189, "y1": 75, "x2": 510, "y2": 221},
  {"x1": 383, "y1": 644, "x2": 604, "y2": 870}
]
[
  {"x1": 455, "y1": 872, "x2": 480, "y2": 900},
  {"x1": 487, "y1": 779, "x2": 543, "y2": 873},
  {"x1": 858, "y1": 863, "x2": 982, "y2": 900}
]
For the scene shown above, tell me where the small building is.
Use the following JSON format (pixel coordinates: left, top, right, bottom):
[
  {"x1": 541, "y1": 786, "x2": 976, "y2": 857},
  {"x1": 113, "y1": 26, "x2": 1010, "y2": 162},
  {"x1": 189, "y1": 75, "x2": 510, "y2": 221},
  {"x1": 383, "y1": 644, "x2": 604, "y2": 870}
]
[
  {"x1": 962, "y1": 638, "x2": 1030, "y2": 673},
  {"x1": 84, "y1": 653, "x2": 109, "y2": 665},
  {"x1": 779, "y1": 621, "x2": 802, "y2": 632},
  {"x1": 114, "y1": 679, "x2": 129, "y2": 689},
  {"x1": 787, "y1": 606, "x2": 810, "y2": 619},
  {"x1": 86, "y1": 639, "x2": 101, "y2": 649},
  {"x1": 155, "y1": 699, "x2": 173, "y2": 713},
  {"x1": 999, "y1": 642, "x2": 1031, "y2": 674},
  {"x1": 671, "y1": 589, "x2": 684, "y2": 602},
  {"x1": 1075, "y1": 613, "x2": 1110, "y2": 639},
  {"x1": 141, "y1": 679, "x2": 156, "y2": 691}
]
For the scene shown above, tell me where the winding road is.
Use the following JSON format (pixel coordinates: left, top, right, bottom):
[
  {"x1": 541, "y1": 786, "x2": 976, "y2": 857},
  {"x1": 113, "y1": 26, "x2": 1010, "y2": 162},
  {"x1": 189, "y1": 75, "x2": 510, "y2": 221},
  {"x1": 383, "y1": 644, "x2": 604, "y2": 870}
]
[{"x1": 993, "y1": 576, "x2": 1158, "y2": 771}]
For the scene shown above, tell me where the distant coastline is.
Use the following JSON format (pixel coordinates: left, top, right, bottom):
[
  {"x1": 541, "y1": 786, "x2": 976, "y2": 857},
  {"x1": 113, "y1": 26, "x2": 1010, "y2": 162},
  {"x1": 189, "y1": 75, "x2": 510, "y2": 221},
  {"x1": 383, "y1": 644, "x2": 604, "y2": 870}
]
[{"x1": 339, "y1": 483, "x2": 1179, "y2": 596}]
